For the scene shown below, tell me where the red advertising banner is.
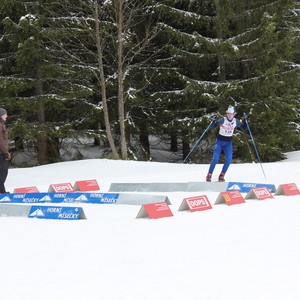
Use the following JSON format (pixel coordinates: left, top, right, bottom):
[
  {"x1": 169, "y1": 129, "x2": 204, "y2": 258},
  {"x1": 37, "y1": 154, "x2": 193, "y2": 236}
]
[
  {"x1": 48, "y1": 183, "x2": 76, "y2": 193},
  {"x1": 13, "y1": 186, "x2": 40, "y2": 193},
  {"x1": 178, "y1": 195, "x2": 212, "y2": 212},
  {"x1": 245, "y1": 187, "x2": 274, "y2": 200},
  {"x1": 275, "y1": 183, "x2": 300, "y2": 196},
  {"x1": 214, "y1": 191, "x2": 245, "y2": 206},
  {"x1": 74, "y1": 179, "x2": 100, "y2": 191},
  {"x1": 136, "y1": 202, "x2": 173, "y2": 219}
]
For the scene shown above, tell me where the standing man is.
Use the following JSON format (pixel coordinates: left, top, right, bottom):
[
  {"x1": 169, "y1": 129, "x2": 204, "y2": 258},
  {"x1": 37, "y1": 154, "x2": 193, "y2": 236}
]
[
  {"x1": 0, "y1": 107, "x2": 10, "y2": 193},
  {"x1": 206, "y1": 106, "x2": 247, "y2": 182}
]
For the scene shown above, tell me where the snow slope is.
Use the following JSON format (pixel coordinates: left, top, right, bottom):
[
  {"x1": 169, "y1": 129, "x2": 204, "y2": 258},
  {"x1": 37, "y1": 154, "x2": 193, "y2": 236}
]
[{"x1": 1, "y1": 151, "x2": 300, "y2": 300}]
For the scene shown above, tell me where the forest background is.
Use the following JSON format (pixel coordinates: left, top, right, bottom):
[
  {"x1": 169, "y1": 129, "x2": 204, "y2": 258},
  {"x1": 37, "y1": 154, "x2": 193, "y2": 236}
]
[{"x1": 0, "y1": 0, "x2": 299, "y2": 167}]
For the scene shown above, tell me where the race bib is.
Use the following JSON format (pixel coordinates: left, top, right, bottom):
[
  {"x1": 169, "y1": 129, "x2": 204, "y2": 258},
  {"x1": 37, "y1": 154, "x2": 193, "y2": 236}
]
[{"x1": 219, "y1": 117, "x2": 236, "y2": 137}]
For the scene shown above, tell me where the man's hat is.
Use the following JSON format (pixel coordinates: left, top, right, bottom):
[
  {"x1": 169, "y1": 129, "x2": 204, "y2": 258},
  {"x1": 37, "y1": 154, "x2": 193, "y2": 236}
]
[{"x1": 0, "y1": 108, "x2": 7, "y2": 117}]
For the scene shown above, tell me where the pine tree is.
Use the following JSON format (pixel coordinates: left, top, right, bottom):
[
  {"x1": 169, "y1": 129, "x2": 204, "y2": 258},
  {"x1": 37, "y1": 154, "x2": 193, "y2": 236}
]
[
  {"x1": 226, "y1": 0, "x2": 300, "y2": 161},
  {"x1": 0, "y1": 0, "x2": 97, "y2": 164},
  {"x1": 147, "y1": 0, "x2": 236, "y2": 161},
  {"x1": 149, "y1": 0, "x2": 300, "y2": 162}
]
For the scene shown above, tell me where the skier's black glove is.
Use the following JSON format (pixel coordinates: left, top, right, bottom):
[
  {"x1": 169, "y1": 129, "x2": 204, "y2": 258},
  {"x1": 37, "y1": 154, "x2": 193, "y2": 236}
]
[{"x1": 209, "y1": 114, "x2": 217, "y2": 121}]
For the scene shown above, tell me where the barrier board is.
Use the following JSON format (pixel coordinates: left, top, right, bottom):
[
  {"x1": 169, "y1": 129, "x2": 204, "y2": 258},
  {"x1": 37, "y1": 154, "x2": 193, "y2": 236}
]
[
  {"x1": 214, "y1": 191, "x2": 245, "y2": 206},
  {"x1": 0, "y1": 192, "x2": 168, "y2": 206},
  {"x1": 136, "y1": 202, "x2": 173, "y2": 219},
  {"x1": 187, "y1": 182, "x2": 228, "y2": 192},
  {"x1": 74, "y1": 180, "x2": 100, "y2": 191},
  {"x1": 0, "y1": 204, "x2": 32, "y2": 217},
  {"x1": 227, "y1": 182, "x2": 276, "y2": 193},
  {"x1": 28, "y1": 206, "x2": 86, "y2": 220},
  {"x1": 178, "y1": 195, "x2": 212, "y2": 212},
  {"x1": 0, "y1": 204, "x2": 86, "y2": 219},
  {"x1": 0, "y1": 194, "x2": 13, "y2": 203},
  {"x1": 0, "y1": 192, "x2": 119, "y2": 204},
  {"x1": 109, "y1": 182, "x2": 228, "y2": 192},
  {"x1": 0, "y1": 193, "x2": 51, "y2": 203},
  {"x1": 275, "y1": 183, "x2": 300, "y2": 196},
  {"x1": 13, "y1": 186, "x2": 39, "y2": 193},
  {"x1": 245, "y1": 187, "x2": 274, "y2": 200},
  {"x1": 50, "y1": 193, "x2": 118, "y2": 204},
  {"x1": 116, "y1": 193, "x2": 171, "y2": 206},
  {"x1": 48, "y1": 183, "x2": 75, "y2": 193},
  {"x1": 109, "y1": 182, "x2": 188, "y2": 192}
]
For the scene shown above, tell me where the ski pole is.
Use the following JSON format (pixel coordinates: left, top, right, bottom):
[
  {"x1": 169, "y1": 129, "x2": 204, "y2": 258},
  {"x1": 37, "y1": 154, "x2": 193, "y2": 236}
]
[
  {"x1": 183, "y1": 119, "x2": 215, "y2": 164},
  {"x1": 243, "y1": 113, "x2": 267, "y2": 180}
]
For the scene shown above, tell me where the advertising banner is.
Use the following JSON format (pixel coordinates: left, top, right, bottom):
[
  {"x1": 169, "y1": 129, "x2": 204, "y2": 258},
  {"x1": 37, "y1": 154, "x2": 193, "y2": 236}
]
[
  {"x1": 215, "y1": 191, "x2": 245, "y2": 206},
  {"x1": 74, "y1": 180, "x2": 100, "y2": 191},
  {"x1": 28, "y1": 206, "x2": 86, "y2": 220},
  {"x1": 136, "y1": 202, "x2": 173, "y2": 219},
  {"x1": 245, "y1": 187, "x2": 274, "y2": 200},
  {"x1": 50, "y1": 192, "x2": 119, "y2": 204},
  {"x1": 178, "y1": 195, "x2": 212, "y2": 212},
  {"x1": 13, "y1": 186, "x2": 40, "y2": 193},
  {"x1": 0, "y1": 193, "x2": 51, "y2": 203},
  {"x1": 275, "y1": 183, "x2": 300, "y2": 196},
  {"x1": 0, "y1": 192, "x2": 119, "y2": 204},
  {"x1": 227, "y1": 182, "x2": 276, "y2": 193},
  {"x1": 48, "y1": 183, "x2": 76, "y2": 193}
]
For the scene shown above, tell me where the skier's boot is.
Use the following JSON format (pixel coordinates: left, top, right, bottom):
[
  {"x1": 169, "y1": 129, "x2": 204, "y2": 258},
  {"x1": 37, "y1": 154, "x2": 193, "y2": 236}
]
[
  {"x1": 206, "y1": 173, "x2": 212, "y2": 182},
  {"x1": 218, "y1": 172, "x2": 225, "y2": 182}
]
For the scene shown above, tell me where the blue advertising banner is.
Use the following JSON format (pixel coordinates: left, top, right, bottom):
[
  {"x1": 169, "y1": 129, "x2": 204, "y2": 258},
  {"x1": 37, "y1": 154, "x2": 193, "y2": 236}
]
[
  {"x1": 227, "y1": 182, "x2": 276, "y2": 193},
  {"x1": 0, "y1": 192, "x2": 119, "y2": 204},
  {"x1": 87, "y1": 193, "x2": 119, "y2": 204},
  {"x1": 28, "y1": 206, "x2": 86, "y2": 220},
  {"x1": 0, "y1": 193, "x2": 51, "y2": 203},
  {"x1": 50, "y1": 192, "x2": 119, "y2": 204},
  {"x1": 0, "y1": 194, "x2": 12, "y2": 203}
]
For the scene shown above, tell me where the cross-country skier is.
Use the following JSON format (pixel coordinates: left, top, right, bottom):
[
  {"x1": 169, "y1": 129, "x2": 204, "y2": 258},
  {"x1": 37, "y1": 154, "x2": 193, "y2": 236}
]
[{"x1": 206, "y1": 106, "x2": 247, "y2": 182}]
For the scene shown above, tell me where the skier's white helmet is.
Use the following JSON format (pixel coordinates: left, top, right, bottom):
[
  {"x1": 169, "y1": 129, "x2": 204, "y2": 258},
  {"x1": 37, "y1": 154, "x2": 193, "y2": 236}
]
[{"x1": 226, "y1": 106, "x2": 236, "y2": 114}]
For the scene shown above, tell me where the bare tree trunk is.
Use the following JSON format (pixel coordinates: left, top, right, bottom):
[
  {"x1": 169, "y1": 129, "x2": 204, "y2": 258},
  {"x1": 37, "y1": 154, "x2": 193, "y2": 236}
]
[
  {"x1": 115, "y1": 0, "x2": 128, "y2": 160},
  {"x1": 35, "y1": 68, "x2": 48, "y2": 164},
  {"x1": 94, "y1": 0, "x2": 160, "y2": 160},
  {"x1": 139, "y1": 122, "x2": 150, "y2": 159},
  {"x1": 94, "y1": 1, "x2": 120, "y2": 159},
  {"x1": 182, "y1": 129, "x2": 190, "y2": 161},
  {"x1": 170, "y1": 130, "x2": 178, "y2": 152}
]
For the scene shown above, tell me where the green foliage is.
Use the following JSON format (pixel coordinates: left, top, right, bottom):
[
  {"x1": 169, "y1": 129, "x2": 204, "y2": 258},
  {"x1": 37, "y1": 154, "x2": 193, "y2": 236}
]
[
  {"x1": 0, "y1": 0, "x2": 299, "y2": 164},
  {"x1": 150, "y1": 0, "x2": 300, "y2": 162},
  {"x1": 0, "y1": 0, "x2": 99, "y2": 164}
]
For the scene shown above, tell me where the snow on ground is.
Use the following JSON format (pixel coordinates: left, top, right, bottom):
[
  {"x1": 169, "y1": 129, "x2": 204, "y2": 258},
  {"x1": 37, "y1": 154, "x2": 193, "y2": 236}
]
[{"x1": 1, "y1": 151, "x2": 300, "y2": 300}]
